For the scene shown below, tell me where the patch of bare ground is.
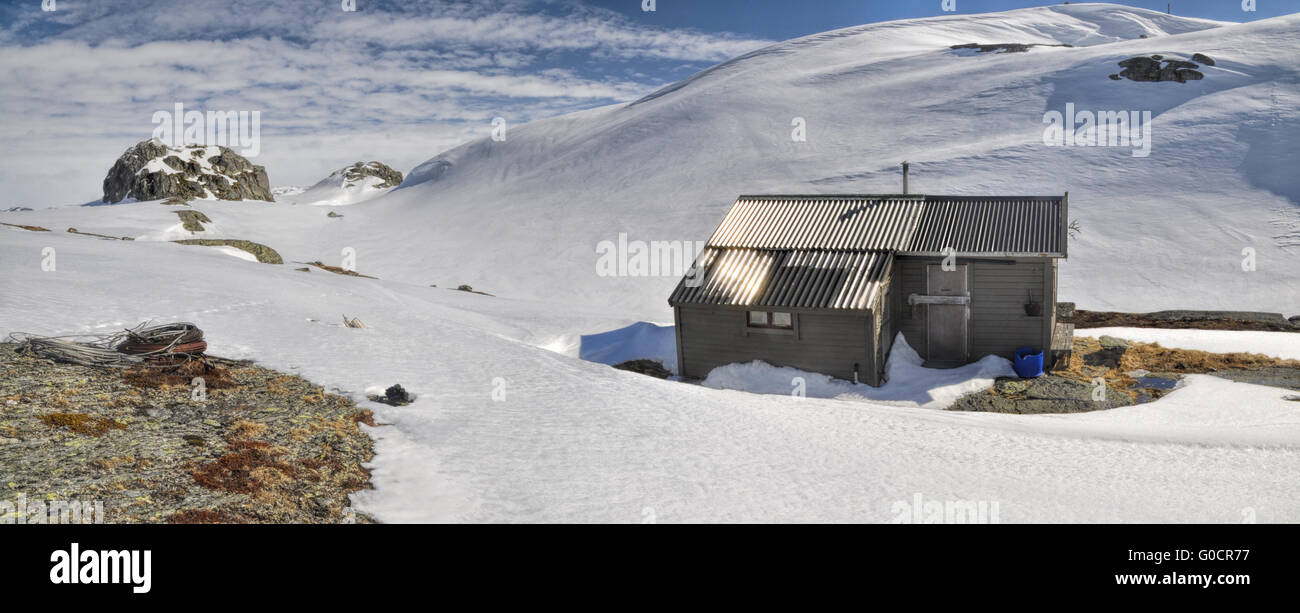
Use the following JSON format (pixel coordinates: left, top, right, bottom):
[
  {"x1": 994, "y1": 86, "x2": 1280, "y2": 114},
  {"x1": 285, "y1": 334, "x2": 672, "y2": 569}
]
[
  {"x1": 0, "y1": 343, "x2": 377, "y2": 523},
  {"x1": 950, "y1": 337, "x2": 1300, "y2": 413},
  {"x1": 1073, "y1": 309, "x2": 1298, "y2": 332}
]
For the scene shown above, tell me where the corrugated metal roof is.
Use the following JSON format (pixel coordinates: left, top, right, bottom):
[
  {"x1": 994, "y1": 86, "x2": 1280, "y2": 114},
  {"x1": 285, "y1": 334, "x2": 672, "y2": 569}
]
[
  {"x1": 905, "y1": 196, "x2": 1064, "y2": 255},
  {"x1": 669, "y1": 247, "x2": 892, "y2": 311},
  {"x1": 708, "y1": 196, "x2": 923, "y2": 250},
  {"x1": 670, "y1": 194, "x2": 1065, "y2": 311}
]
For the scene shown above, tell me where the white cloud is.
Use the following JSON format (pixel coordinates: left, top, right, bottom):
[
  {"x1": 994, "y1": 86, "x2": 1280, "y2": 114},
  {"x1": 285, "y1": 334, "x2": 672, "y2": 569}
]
[{"x1": 0, "y1": 0, "x2": 771, "y2": 204}]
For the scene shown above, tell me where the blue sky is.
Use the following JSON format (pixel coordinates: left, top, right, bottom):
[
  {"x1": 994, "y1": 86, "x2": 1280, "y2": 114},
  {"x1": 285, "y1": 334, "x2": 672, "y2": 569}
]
[{"x1": 0, "y1": 0, "x2": 1295, "y2": 204}]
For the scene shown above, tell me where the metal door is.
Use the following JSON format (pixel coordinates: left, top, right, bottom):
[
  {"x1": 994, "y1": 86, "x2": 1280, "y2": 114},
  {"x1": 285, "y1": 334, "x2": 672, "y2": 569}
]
[{"x1": 926, "y1": 265, "x2": 969, "y2": 364}]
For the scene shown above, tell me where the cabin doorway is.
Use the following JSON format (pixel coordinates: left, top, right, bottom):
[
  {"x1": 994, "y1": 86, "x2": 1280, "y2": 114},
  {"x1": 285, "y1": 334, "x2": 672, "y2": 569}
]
[{"x1": 925, "y1": 264, "x2": 970, "y2": 366}]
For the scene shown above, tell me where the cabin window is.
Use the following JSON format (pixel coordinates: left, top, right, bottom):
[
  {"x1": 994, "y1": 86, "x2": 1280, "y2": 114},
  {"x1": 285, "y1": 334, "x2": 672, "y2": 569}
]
[{"x1": 747, "y1": 311, "x2": 793, "y2": 329}]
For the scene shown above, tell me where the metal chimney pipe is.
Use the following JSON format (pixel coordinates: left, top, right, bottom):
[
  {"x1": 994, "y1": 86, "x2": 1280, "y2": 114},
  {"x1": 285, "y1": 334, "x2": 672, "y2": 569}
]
[{"x1": 902, "y1": 161, "x2": 909, "y2": 194}]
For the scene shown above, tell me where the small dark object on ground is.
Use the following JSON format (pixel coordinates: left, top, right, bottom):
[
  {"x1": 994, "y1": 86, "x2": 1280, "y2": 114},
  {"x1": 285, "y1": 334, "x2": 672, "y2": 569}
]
[
  {"x1": 370, "y1": 384, "x2": 414, "y2": 406},
  {"x1": 327, "y1": 211, "x2": 343, "y2": 218},
  {"x1": 613, "y1": 359, "x2": 672, "y2": 379},
  {"x1": 453, "y1": 284, "x2": 494, "y2": 296}
]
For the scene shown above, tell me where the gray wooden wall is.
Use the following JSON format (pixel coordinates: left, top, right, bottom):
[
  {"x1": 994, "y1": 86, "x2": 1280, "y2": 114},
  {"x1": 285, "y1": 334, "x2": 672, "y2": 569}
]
[
  {"x1": 891, "y1": 256, "x2": 1054, "y2": 363},
  {"x1": 675, "y1": 305, "x2": 875, "y2": 383}
]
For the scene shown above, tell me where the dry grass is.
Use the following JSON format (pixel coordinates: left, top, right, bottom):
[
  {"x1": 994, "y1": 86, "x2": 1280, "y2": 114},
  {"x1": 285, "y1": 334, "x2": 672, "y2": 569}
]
[
  {"x1": 1122, "y1": 343, "x2": 1299, "y2": 372},
  {"x1": 229, "y1": 419, "x2": 267, "y2": 439},
  {"x1": 191, "y1": 439, "x2": 297, "y2": 495}
]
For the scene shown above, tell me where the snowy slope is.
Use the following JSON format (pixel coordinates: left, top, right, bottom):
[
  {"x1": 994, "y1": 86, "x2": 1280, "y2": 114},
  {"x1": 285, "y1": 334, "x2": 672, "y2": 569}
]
[{"x1": 323, "y1": 3, "x2": 1296, "y2": 320}]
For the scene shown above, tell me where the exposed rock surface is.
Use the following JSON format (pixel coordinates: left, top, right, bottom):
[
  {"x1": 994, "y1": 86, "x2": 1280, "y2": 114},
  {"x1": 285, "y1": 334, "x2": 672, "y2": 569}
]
[
  {"x1": 1112, "y1": 54, "x2": 1206, "y2": 83},
  {"x1": 172, "y1": 239, "x2": 282, "y2": 264},
  {"x1": 613, "y1": 359, "x2": 673, "y2": 379},
  {"x1": 102, "y1": 139, "x2": 273, "y2": 204},
  {"x1": 1074, "y1": 309, "x2": 1298, "y2": 331},
  {"x1": 340, "y1": 161, "x2": 403, "y2": 189},
  {"x1": 950, "y1": 42, "x2": 1072, "y2": 53}
]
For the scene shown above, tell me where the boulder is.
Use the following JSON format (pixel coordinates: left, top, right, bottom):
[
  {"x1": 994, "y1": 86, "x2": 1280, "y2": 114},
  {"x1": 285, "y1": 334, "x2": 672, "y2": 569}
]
[
  {"x1": 1190, "y1": 53, "x2": 1216, "y2": 66},
  {"x1": 1113, "y1": 56, "x2": 1206, "y2": 83},
  {"x1": 102, "y1": 139, "x2": 273, "y2": 204},
  {"x1": 340, "y1": 161, "x2": 404, "y2": 189}
]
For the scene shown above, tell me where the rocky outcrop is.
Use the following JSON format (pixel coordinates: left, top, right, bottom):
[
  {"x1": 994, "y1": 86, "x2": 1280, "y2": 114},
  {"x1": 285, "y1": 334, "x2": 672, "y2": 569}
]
[
  {"x1": 101, "y1": 139, "x2": 273, "y2": 204},
  {"x1": 340, "y1": 161, "x2": 403, "y2": 189},
  {"x1": 950, "y1": 42, "x2": 1072, "y2": 54},
  {"x1": 1111, "y1": 55, "x2": 1206, "y2": 83}
]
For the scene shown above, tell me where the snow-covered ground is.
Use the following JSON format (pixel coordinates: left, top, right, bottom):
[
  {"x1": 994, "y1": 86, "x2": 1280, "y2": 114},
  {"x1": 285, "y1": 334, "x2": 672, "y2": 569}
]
[
  {"x1": 2, "y1": 4, "x2": 1299, "y2": 523},
  {"x1": 2, "y1": 227, "x2": 1297, "y2": 523}
]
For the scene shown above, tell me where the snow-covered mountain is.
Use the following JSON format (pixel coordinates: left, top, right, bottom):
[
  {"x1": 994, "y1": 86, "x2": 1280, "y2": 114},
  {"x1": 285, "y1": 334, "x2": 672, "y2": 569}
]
[{"x1": 330, "y1": 3, "x2": 1298, "y2": 318}]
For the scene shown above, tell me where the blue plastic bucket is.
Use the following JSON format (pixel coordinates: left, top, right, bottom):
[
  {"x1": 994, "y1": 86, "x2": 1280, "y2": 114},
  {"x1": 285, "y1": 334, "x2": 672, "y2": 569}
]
[{"x1": 1013, "y1": 347, "x2": 1044, "y2": 378}]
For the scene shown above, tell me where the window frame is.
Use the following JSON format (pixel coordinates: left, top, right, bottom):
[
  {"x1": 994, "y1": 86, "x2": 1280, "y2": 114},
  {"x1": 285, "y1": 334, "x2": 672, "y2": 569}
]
[{"x1": 745, "y1": 310, "x2": 794, "y2": 330}]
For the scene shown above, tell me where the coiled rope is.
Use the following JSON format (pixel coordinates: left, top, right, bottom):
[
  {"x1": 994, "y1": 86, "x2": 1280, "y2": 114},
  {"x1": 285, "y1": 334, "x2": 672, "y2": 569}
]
[{"x1": 9, "y1": 322, "x2": 207, "y2": 368}]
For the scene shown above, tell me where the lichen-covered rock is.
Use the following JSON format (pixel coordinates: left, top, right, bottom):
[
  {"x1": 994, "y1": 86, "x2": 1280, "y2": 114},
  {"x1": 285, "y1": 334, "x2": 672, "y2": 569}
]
[
  {"x1": 101, "y1": 139, "x2": 273, "y2": 204},
  {"x1": 1190, "y1": 53, "x2": 1216, "y2": 66},
  {"x1": 340, "y1": 161, "x2": 403, "y2": 189},
  {"x1": 172, "y1": 239, "x2": 282, "y2": 264}
]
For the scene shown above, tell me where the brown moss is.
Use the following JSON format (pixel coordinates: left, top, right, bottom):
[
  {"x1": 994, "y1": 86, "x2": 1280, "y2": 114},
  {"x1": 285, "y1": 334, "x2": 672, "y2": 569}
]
[
  {"x1": 39, "y1": 412, "x2": 126, "y2": 436},
  {"x1": 191, "y1": 439, "x2": 298, "y2": 495}
]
